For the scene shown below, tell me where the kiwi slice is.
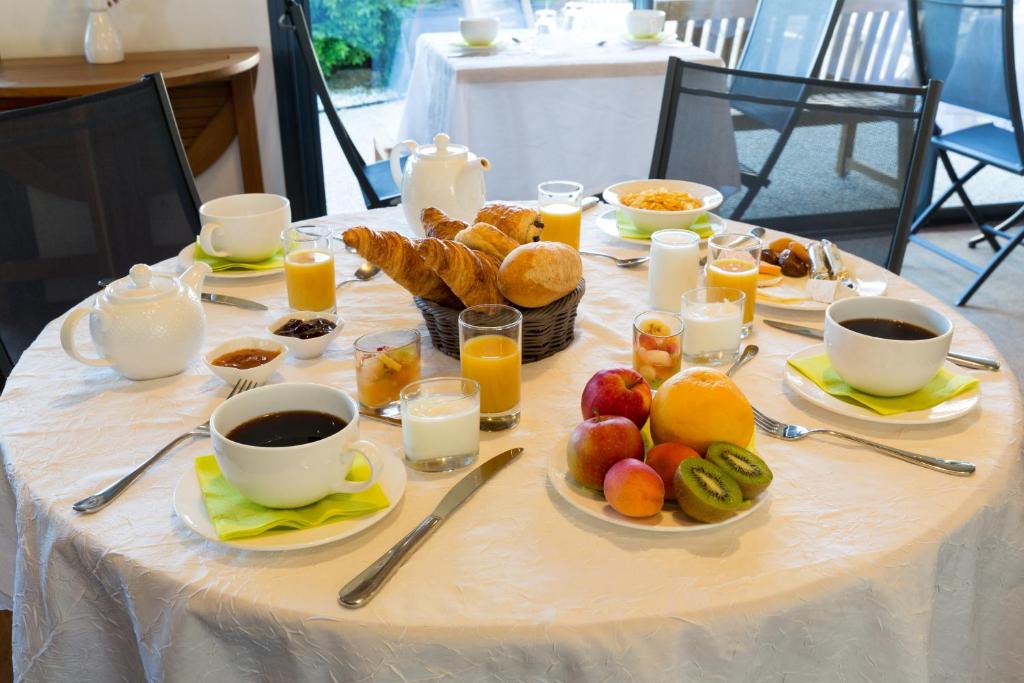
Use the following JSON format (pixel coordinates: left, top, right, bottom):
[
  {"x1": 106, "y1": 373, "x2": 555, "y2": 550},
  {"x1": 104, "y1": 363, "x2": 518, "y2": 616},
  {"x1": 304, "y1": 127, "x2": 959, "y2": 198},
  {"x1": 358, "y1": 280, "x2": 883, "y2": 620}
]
[
  {"x1": 706, "y1": 442, "x2": 773, "y2": 499},
  {"x1": 673, "y1": 458, "x2": 744, "y2": 523}
]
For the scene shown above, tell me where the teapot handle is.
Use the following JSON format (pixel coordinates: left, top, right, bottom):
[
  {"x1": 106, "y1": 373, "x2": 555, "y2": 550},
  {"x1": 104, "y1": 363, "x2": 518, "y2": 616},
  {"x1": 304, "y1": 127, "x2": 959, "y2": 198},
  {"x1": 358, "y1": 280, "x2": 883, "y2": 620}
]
[
  {"x1": 389, "y1": 139, "x2": 418, "y2": 187},
  {"x1": 60, "y1": 307, "x2": 112, "y2": 367}
]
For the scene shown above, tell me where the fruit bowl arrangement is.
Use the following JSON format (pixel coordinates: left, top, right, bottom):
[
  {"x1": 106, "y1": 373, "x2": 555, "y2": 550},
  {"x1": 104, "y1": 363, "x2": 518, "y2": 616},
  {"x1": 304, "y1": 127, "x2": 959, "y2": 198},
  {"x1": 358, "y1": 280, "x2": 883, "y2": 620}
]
[{"x1": 549, "y1": 366, "x2": 775, "y2": 531}]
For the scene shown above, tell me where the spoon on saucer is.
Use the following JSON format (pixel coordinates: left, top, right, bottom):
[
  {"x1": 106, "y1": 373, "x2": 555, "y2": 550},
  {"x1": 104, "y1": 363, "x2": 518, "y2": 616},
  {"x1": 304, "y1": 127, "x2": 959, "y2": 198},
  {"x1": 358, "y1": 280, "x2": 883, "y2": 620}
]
[
  {"x1": 337, "y1": 262, "x2": 381, "y2": 289},
  {"x1": 579, "y1": 251, "x2": 649, "y2": 268}
]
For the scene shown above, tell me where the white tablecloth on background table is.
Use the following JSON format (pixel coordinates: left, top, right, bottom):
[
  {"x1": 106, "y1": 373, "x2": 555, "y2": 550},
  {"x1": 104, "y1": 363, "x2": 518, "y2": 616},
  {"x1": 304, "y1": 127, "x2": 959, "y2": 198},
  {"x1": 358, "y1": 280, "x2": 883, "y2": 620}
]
[
  {"x1": 1, "y1": 207, "x2": 1023, "y2": 681},
  {"x1": 398, "y1": 34, "x2": 736, "y2": 200}
]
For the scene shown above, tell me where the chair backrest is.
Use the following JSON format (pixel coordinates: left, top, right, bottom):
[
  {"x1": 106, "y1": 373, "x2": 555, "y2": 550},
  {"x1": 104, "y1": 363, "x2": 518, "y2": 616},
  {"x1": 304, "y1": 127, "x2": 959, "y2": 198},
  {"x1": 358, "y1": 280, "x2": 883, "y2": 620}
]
[
  {"x1": 656, "y1": 0, "x2": 757, "y2": 68},
  {"x1": 0, "y1": 73, "x2": 200, "y2": 370},
  {"x1": 737, "y1": 0, "x2": 843, "y2": 77},
  {"x1": 651, "y1": 59, "x2": 942, "y2": 273},
  {"x1": 821, "y1": 0, "x2": 916, "y2": 85}
]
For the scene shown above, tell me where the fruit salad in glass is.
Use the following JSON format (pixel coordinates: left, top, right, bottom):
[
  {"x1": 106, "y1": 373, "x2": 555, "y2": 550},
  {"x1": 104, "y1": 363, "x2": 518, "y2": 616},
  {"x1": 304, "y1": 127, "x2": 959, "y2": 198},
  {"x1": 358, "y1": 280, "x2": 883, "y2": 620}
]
[
  {"x1": 632, "y1": 311, "x2": 683, "y2": 389},
  {"x1": 354, "y1": 329, "x2": 421, "y2": 413}
]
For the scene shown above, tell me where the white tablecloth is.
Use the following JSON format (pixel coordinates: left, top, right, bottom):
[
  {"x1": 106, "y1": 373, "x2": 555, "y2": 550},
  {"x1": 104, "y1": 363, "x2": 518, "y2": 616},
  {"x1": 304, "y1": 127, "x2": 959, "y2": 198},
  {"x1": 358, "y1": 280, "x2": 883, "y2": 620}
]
[
  {"x1": 398, "y1": 33, "x2": 731, "y2": 200},
  {"x1": 2, "y1": 207, "x2": 1023, "y2": 681}
]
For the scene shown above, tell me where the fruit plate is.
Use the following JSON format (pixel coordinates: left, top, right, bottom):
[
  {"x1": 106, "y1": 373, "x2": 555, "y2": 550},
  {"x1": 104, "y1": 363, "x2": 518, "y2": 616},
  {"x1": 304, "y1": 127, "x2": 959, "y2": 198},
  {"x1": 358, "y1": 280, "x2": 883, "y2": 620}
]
[
  {"x1": 784, "y1": 344, "x2": 980, "y2": 426},
  {"x1": 546, "y1": 445, "x2": 768, "y2": 533}
]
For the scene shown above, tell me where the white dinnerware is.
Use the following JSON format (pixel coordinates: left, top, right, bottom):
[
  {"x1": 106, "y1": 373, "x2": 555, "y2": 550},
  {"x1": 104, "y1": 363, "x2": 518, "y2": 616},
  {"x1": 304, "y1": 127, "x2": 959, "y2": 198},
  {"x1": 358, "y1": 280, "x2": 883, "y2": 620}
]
[
  {"x1": 459, "y1": 16, "x2": 500, "y2": 46},
  {"x1": 267, "y1": 311, "x2": 343, "y2": 360},
  {"x1": 60, "y1": 262, "x2": 210, "y2": 380},
  {"x1": 756, "y1": 275, "x2": 888, "y2": 312},
  {"x1": 199, "y1": 193, "x2": 290, "y2": 263},
  {"x1": 177, "y1": 243, "x2": 285, "y2": 280},
  {"x1": 203, "y1": 337, "x2": 287, "y2": 386},
  {"x1": 648, "y1": 229, "x2": 700, "y2": 311},
  {"x1": 604, "y1": 179, "x2": 724, "y2": 232},
  {"x1": 625, "y1": 9, "x2": 666, "y2": 39},
  {"x1": 595, "y1": 208, "x2": 726, "y2": 243}
]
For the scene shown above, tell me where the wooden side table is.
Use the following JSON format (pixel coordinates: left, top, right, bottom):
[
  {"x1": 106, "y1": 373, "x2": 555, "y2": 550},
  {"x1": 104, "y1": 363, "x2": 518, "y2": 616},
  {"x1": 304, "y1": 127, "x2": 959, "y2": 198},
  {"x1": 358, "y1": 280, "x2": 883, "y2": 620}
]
[{"x1": 0, "y1": 48, "x2": 264, "y2": 193}]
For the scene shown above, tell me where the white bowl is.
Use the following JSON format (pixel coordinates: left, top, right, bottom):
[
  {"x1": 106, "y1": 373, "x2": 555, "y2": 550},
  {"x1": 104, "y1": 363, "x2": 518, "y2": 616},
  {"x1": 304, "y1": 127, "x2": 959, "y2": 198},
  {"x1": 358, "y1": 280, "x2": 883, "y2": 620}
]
[
  {"x1": 204, "y1": 337, "x2": 286, "y2": 386},
  {"x1": 604, "y1": 179, "x2": 724, "y2": 233},
  {"x1": 824, "y1": 297, "x2": 953, "y2": 397},
  {"x1": 460, "y1": 17, "x2": 500, "y2": 46},
  {"x1": 625, "y1": 9, "x2": 665, "y2": 38},
  {"x1": 267, "y1": 311, "x2": 343, "y2": 360}
]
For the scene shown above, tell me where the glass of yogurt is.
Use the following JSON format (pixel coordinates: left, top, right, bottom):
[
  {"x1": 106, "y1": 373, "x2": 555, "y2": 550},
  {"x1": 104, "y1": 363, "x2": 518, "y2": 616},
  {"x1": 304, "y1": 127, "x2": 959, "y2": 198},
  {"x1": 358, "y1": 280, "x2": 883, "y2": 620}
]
[
  {"x1": 681, "y1": 287, "x2": 745, "y2": 365},
  {"x1": 400, "y1": 377, "x2": 481, "y2": 472}
]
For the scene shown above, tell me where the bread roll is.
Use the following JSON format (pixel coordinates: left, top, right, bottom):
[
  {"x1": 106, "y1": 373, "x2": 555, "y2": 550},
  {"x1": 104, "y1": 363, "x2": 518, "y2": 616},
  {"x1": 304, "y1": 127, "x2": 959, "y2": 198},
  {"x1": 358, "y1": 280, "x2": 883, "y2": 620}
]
[
  {"x1": 454, "y1": 222, "x2": 519, "y2": 261},
  {"x1": 498, "y1": 242, "x2": 582, "y2": 308}
]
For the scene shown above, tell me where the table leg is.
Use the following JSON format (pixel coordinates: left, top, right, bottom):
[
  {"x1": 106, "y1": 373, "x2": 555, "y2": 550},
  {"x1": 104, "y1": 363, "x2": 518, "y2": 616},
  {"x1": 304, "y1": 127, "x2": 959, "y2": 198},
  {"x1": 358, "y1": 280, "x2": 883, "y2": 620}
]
[
  {"x1": 1, "y1": 609, "x2": 11, "y2": 683},
  {"x1": 231, "y1": 68, "x2": 264, "y2": 193}
]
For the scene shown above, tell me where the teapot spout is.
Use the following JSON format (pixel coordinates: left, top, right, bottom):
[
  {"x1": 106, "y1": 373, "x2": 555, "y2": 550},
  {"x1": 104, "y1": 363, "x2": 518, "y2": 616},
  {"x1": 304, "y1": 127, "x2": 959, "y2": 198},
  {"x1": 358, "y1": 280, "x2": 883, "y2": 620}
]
[{"x1": 178, "y1": 262, "x2": 211, "y2": 296}]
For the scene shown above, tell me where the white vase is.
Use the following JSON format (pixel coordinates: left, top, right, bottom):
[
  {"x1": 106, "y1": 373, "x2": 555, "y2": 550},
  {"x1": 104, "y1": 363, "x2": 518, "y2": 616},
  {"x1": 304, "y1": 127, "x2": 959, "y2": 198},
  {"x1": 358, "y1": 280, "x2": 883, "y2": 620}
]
[{"x1": 84, "y1": 6, "x2": 124, "y2": 64}]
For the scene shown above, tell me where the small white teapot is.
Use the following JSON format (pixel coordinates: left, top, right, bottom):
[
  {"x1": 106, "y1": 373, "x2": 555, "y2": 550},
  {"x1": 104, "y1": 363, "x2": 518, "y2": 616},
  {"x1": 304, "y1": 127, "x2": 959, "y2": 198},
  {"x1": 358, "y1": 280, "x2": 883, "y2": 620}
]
[
  {"x1": 60, "y1": 262, "x2": 211, "y2": 380},
  {"x1": 390, "y1": 132, "x2": 490, "y2": 234}
]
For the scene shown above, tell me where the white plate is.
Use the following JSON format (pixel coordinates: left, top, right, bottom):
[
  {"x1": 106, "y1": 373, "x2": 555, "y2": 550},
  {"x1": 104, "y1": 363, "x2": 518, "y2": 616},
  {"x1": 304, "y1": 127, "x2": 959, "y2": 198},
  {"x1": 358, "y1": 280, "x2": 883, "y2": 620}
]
[
  {"x1": 594, "y1": 208, "x2": 726, "y2": 244},
  {"x1": 546, "y1": 442, "x2": 768, "y2": 533},
  {"x1": 177, "y1": 243, "x2": 284, "y2": 281},
  {"x1": 173, "y1": 450, "x2": 407, "y2": 552},
  {"x1": 756, "y1": 273, "x2": 887, "y2": 312},
  {"x1": 621, "y1": 32, "x2": 676, "y2": 47},
  {"x1": 784, "y1": 344, "x2": 980, "y2": 425}
]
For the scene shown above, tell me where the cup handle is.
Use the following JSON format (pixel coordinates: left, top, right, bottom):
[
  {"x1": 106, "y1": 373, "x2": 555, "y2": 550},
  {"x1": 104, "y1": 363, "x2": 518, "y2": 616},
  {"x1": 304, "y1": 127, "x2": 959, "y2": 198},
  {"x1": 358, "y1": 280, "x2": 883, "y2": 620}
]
[
  {"x1": 59, "y1": 307, "x2": 112, "y2": 367},
  {"x1": 198, "y1": 221, "x2": 229, "y2": 257},
  {"x1": 333, "y1": 439, "x2": 383, "y2": 494}
]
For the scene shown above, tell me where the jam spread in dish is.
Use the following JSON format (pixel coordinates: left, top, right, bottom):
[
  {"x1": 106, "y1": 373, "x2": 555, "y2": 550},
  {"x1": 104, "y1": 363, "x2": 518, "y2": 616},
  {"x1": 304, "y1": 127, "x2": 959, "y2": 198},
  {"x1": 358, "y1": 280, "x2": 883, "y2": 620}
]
[
  {"x1": 212, "y1": 348, "x2": 281, "y2": 369},
  {"x1": 273, "y1": 318, "x2": 337, "y2": 339}
]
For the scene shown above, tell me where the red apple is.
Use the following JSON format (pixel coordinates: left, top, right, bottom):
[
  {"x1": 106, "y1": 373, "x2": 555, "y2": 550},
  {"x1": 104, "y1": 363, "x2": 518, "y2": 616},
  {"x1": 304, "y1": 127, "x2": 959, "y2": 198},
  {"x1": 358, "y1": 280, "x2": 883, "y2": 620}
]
[
  {"x1": 645, "y1": 443, "x2": 701, "y2": 501},
  {"x1": 580, "y1": 368, "x2": 652, "y2": 429},
  {"x1": 567, "y1": 416, "x2": 645, "y2": 490}
]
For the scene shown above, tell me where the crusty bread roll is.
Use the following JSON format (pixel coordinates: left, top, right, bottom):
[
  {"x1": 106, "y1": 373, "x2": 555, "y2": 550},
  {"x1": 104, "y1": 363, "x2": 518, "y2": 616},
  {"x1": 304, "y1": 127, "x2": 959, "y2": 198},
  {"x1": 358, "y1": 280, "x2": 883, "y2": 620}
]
[
  {"x1": 454, "y1": 222, "x2": 520, "y2": 261},
  {"x1": 497, "y1": 242, "x2": 582, "y2": 308}
]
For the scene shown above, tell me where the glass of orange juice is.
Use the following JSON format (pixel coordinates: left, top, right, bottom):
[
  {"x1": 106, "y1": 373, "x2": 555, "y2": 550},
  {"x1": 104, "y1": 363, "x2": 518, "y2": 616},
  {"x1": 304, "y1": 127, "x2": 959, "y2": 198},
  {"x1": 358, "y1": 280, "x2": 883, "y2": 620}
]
[
  {"x1": 538, "y1": 181, "x2": 583, "y2": 249},
  {"x1": 705, "y1": 233, "x2": 762, "y2": 336},
  {"x1": 458, "y1": 304, "x2": 522, "y2": 431},
  {"x1": 281, "y1": 225, "x2": 336, "y2": 314}
]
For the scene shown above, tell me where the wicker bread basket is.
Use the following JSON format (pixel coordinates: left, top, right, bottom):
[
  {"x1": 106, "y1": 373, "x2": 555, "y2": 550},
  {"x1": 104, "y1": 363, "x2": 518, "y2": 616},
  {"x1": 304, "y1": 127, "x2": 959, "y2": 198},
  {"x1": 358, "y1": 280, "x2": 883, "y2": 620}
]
[{"x1": 413, "y1": 280, "x2": 586, "y2": 363}]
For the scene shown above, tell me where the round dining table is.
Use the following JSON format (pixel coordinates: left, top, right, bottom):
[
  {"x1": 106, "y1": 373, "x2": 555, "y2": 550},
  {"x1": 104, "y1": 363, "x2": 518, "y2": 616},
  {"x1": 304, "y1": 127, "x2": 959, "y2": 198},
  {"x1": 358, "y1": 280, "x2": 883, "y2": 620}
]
[{"x1": 1, "y1": 206, "x2": 1022, "y2": 682}]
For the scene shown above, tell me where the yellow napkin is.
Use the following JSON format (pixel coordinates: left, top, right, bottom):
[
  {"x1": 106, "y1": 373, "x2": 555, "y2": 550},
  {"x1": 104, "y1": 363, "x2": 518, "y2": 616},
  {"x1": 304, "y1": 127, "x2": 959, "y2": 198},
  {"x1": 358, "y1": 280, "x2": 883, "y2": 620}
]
[
  {"x1": 616, "y1": 210, "x2": 716, "y2": 240},
  {"x1": 194, "y1": 454, "x2": 389, "y2": 541},
  {"x1": 193, "y1": 239, "x2": 284, "y2": 272},
  {"x1": 788, "y1": 353, "x2": 979, "y2": 415}
]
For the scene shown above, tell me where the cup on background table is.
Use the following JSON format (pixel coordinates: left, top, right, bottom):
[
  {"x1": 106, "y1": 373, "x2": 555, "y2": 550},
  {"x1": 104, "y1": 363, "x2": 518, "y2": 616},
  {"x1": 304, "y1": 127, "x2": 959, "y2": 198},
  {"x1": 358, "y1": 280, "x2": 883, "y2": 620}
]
[
  {"x1": 648, "y1": 229, "x2": 700, "y2": 312},
  {"x1": 460, "y1": 16, "x2": 500, "y2": 46},
  {"x1": 354, "y1": 329, "x2": 421, "y2": 415},
  {"x1": 535, "y1": 9, "x2": 560, "y2": 53},
  {"x1": 633, "y1": 310, "x2": 683, "y2": 388},
  {"x1": 705, "y1": 233, "x2": 762, "y2": 336},
  {"x1": 538, "y1": 180, "x2": 583, "y2": 249},
  {"x1": 199, "y1": 193, "x2": 290, "y2": 263},
  {"x1": 281, "y1": 225, "x2": 336, "y2": 314},
  {"x1": 681, "y1": 287, "x2": 744, "y2": 365},
  {"x1": 625, "y1": 9, "x2": 665, "y2": 38},
  {"x1": 401, "y1": 377, "x2": 481, "y2": 472},
  {"x1": 459, "y1": 304, "x2": 522, "y2": 431}
]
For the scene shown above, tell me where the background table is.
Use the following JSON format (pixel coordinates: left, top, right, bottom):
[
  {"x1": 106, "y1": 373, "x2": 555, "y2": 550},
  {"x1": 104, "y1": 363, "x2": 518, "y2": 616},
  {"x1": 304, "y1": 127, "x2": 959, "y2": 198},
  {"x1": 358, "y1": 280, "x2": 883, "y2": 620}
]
[
  {"x1": 1, "y1": 207, "x2": 1022, "y2": 681},
  {"x1": 398, "y1": 35, "x2": 727, "y2": 199}
]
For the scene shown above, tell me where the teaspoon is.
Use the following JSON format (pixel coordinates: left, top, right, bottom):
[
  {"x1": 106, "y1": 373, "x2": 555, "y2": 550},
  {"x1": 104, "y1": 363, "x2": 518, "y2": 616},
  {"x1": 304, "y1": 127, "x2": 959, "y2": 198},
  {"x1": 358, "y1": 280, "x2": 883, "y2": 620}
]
[
  {"x1": 579, "y1": 251, "x2": 649, "y2": 268},
  {"x1": 337, "y1": 262, "x2": 381, "y2": 289},
  {"x1": 726, "y1": 344, "x2": 759, "y2": 377}
]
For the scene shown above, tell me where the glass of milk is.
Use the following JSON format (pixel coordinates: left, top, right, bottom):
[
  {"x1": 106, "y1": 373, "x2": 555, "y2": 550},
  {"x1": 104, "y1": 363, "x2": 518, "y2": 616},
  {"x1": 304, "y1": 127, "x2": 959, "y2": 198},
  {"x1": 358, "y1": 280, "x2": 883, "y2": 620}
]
[
  {"x1": 400, "y1": 377, "x2": 481, "y2": 472},
  {"x1": 648, "y1": 229, "x2": 700, "y2": 312},
  {"x1": 681, "y1": 287, "x2": 745, "y2": 365}
]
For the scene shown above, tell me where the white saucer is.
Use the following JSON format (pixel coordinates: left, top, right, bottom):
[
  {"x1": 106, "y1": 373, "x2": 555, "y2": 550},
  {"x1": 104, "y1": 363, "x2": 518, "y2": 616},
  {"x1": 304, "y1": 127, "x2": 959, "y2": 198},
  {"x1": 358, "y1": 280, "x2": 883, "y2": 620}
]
[
  {"x1": 448, "y1": 38, "x2": 504, "y2": 54},
  {"x1": 546, "y1": 441, "x2": 768, "y2": 533},
  {"x1": 177, "y1": 243, "x2": 285, "y2": 281},
  {"x1": 756, "y1": 274, "x2": 887, "y2": 312},
  {"x1": 594, "y1": 208, "x2": 726, "y2": 244},
  {"x1": 621, "y1": 32, "x2": 676, "y2": 47},
  {"x1": 173, "y1": 451, "x2": 407, "y2": 552},
  {"x1": 784, "y1": 344, "x2": 980, "y2": 425}
]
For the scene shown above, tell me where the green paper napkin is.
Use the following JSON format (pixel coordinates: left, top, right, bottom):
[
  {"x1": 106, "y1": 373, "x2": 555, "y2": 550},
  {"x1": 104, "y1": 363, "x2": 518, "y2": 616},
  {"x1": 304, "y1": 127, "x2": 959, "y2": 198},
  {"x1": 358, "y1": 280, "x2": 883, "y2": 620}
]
[
  {"x1": 616, "y1": 210, "x2": 715, "y2": 240},
  {"x1": 788, "y1": 353, "x2": 979, "y2": 415},
  {"x1": 194, "y1": 454, "x2": 389, "y2": 541},
  {"x1": 193, "y1": 239, "x2": 284, "y2": 272}
]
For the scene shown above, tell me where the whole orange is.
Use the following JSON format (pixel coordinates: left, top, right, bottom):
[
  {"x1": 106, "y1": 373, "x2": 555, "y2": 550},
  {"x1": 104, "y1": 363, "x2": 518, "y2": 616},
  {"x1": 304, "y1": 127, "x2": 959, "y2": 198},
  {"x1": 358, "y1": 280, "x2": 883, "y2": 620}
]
[{"x1": 650, "y1": 367, "x2": 754, "y2": 454}]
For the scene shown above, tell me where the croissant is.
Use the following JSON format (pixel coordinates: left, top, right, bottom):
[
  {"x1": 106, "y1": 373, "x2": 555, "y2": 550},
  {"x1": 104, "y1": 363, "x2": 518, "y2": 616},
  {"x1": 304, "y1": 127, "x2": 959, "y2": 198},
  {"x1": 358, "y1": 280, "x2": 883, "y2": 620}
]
[
  {"x1": 342, "y1": 227, "x2": 460, "y2": 307},
  {"x1": 474, "y1": 203, "x2": 544, "y2": 244},
  {"x1": 421, "y1": 207, "x2": 468, "y2": 241},
  {"x1": 416, "y1": 238, "x2": 507, "y2": 308}
]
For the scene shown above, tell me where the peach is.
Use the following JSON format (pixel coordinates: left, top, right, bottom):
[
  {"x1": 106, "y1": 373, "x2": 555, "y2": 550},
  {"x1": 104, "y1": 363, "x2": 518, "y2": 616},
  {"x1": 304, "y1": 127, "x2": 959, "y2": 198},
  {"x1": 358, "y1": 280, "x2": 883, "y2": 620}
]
[
  {"x1": 603, "y1": 459, "x2": 665, "y2": 517},
  {"x1": 644, "y1": 443, "x2": 701, "y2": 501}
]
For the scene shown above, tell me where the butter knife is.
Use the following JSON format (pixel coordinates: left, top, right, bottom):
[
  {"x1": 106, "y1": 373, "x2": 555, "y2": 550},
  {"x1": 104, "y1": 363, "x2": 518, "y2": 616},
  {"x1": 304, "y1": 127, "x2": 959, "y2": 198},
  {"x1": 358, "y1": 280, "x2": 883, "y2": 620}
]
[
  {"x1": 763, "y1": 320, "x2": 1000, "y2": 371},
  {"x1": 200, "y1": 292, "x2": 267, "y2": 311},
  {"x1": 338, "y1": 447, "x2": 524, "y2": 609}
]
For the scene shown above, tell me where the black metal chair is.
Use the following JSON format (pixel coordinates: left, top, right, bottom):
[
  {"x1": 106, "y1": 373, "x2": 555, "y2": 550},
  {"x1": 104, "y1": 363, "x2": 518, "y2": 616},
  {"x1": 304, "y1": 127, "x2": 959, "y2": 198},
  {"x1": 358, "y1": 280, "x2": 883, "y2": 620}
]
[
  {"x1": 0, "y1": 72, "x2": 200, "y2": 382},
  {"x1": 908, "y1": 0, "x2": 1024, "y2": 305},
  {"x1": 651, "y1": 59, "x2": 942, "y2": 273},
  {"x1": 279, "y1": 0, "x2": 404, "y2": 210}
]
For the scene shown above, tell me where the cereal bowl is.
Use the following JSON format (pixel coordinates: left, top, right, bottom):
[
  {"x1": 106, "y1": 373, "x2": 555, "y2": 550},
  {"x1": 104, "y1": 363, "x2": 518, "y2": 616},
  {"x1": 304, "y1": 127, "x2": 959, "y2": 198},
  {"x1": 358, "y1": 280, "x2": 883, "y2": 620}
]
[
  {"x1": 204, "y1": 336, "x2": 286, "y2": 385},
  {"x1": 604, "y1": 179, "x2": 723, "y2": 232},
  {"x1": 267, "y1": 311, "x2": 343, "y2": 360}
]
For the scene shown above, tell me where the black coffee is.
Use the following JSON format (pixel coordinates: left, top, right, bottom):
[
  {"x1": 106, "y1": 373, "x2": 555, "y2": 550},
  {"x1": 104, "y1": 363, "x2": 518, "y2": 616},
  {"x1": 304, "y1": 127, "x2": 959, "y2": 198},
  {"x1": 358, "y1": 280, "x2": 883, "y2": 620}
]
[
  {"x1": 227, "y1": 410, "x2": 348, "y2": 447},
  {"x1": 840, "y1": 318, "x2": 937, "y2": 341}
]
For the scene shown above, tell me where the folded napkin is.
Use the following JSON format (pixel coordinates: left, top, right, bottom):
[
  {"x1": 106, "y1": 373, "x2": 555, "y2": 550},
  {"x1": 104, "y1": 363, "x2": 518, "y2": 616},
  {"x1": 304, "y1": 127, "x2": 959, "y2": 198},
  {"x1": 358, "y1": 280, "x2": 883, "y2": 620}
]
[
  {"x1": 193, "y1": 240, "x2": 284, "y2": 272},
  {"x1": 194, "y1": 455, "x2": 389, "y2": 541},
  {"x1": 616, "y1": 210, "x2": 716, "y2": 240},
  {"x1": 788, "y1": 353, "x2": 979, "y2": 415}
]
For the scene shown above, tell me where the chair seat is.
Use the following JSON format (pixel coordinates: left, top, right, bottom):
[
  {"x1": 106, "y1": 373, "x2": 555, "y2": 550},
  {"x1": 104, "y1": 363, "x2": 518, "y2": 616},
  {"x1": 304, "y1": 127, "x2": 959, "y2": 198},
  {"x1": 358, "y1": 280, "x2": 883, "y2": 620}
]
[
  {"x1": 363, "y1": 157, "x2": 404, "y2": 205},
  {"x1": 933, "y1": 123, "x2": 1024, "y2": 174}
]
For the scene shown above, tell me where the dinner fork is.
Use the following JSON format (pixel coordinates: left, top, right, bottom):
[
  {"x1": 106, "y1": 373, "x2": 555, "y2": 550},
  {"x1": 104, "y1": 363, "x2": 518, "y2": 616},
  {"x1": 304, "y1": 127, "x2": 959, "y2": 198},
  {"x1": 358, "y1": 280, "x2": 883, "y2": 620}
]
[
  {"x1": 751, "y1": 407, "x2": 976, "y2": 476},
  {"x1": 71, "y1": 378, "x2": 260, "y2": 513}
]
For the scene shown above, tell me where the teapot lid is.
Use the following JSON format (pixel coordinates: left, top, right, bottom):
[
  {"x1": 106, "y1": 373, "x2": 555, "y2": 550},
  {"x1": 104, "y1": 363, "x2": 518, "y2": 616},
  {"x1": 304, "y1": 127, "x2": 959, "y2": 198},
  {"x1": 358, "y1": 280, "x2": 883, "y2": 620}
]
[
  {"x1": 105, "y1": 264, "x2": 177, "y2": 303},
  {"x1": 415, "y1": 133, "x2": 468, "y2": 159}
]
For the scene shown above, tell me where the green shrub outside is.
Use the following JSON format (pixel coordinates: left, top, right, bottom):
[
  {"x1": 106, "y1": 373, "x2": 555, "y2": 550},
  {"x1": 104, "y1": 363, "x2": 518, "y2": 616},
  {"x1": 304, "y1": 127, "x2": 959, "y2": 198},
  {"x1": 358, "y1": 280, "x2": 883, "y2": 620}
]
[{"x1": 311, "y1": 0, "x2": 426, "y2": 81}]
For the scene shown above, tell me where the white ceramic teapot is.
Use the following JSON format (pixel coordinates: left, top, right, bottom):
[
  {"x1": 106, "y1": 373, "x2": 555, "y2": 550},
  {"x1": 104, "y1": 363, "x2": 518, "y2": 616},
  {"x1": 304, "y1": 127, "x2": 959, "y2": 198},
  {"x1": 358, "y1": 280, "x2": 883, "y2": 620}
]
[
  {"x1": 390, "y1": 133, "x2": 490, "y2": 234},
  {"x1": 60, "y1": 262, "x2": 211, "y2": 380}
]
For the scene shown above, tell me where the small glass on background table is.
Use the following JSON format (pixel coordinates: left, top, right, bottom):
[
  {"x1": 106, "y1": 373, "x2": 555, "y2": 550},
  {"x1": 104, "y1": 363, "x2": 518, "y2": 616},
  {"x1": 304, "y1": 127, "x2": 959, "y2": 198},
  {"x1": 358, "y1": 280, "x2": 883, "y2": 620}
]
[
  {"x1": 681, "y1": 287, "x2": 744, "y2": 365},
  {"x1": 354, "y1": 329, "x2": 421, "y2": 416},
  {"x1": 648, "y1": 229, "x2": 700, "y2": 312},
  {"x1": 459, "y1": 304, "x2": 522, "y2": 431},
  {"x1": 705, "y1": 233, "x2": 762, "y2": 336},
  {"x1": 633, "y1": 310, "x2": 684, "y2": 389},
  {"x1": 281, "y1": 225, "x2": 336, "y2": 314},
  {"x1": 538, "y1": 181, "x2": 583, "y2": 249},
  {"x1": 401, "y1": 377, "x2": 480, "y2": 472}
]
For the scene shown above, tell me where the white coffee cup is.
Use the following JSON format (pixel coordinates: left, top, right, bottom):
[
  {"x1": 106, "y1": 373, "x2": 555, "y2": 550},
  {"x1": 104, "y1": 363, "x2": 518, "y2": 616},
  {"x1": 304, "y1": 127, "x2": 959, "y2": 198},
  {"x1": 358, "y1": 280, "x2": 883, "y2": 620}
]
[
  {"x1": 460, "y1": 17, "x2": 500, "y2": 46},
  {"x1": 626, "y1": 9, "x2": 665, "y2": 39},
  {"x1": 210, "y1": 383, "x2": 384, "y2": 508},
  {"x1": 824, "y1": 297, "x2": 953, "y2": 397},
  {"x1": 199, "y1": 193, "x2": 290, "y2": 263}
]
